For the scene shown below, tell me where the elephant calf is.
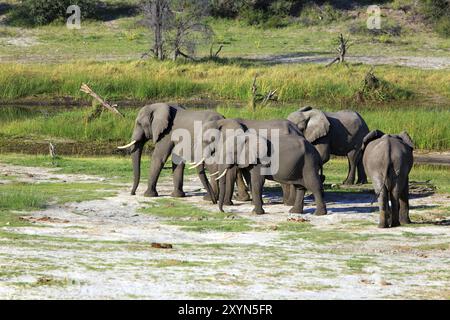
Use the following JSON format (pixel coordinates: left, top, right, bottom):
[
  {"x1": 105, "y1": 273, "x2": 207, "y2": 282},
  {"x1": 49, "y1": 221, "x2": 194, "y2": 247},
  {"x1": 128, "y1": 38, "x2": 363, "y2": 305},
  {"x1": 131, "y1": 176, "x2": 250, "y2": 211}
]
[{"x1": 362, "y1": 130, "x2": 414, "y2": 228}]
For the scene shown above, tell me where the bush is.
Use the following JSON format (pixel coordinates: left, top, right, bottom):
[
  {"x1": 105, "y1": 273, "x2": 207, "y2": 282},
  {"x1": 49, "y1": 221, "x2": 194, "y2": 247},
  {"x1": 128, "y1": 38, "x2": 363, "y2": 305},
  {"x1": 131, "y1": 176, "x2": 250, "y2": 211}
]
[
  {"x1": 10, "y1": 0, "x2": 99, "y2": 26},
  {"x1": 420, "y1": 0, "x2": 449, "y2": 21},
  {"x1": 298, "y1": 2, "x2": 342, "y2": 26},
  {"x1": 435, "y1": 16, "x2": 450, "y2": 37},
  {"x1": 420, "y1": 0, "x2": 450, "y2": 37},
  {"x1": 210, "y1": 0, "x2": 245, "y2": 18}
]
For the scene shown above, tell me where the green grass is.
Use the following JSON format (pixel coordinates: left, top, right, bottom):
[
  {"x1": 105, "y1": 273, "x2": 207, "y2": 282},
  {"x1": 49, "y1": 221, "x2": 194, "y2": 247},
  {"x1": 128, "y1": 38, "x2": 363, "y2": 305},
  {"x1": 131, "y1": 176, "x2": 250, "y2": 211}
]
[
  {"x1": 0, "y1": 154, "x2": 189, "y2": 182},
  {"x1": 139, "y1": 198, "x2": 254, "y2": 232},
  {"x1": 220, "y1": 105, "x2": 450, "y2": 151},
  {"x1": 0, "y1": 107, "x2": 134, "y2": 142},
  {"x1": 1, "y1": 9, "x2": 449, "y2": 62},
  {"x1": 1, "y1": 60, "x2": 449, "y2": 104},
  {"x1": 322, "y1": 158, "x2": 450, "y2": 194},
  {"x1": 1, "y1": 103, "x2": 449, "y2": 150},
  {"x1": 0, "y1": 180, "x2": 119, "y2": 227},
  {"x1": 345, "y1": 255, "x2": 377, "y2": 273}
]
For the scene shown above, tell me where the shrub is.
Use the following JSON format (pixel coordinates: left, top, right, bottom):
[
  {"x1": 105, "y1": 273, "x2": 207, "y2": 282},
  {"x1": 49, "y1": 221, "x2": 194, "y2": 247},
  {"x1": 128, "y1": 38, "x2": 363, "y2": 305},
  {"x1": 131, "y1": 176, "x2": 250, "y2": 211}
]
[
  {"x1": 435, "y1": 16, "x2": 450, "y2": 37},
  {"x1": 10, "y1": 0, "x2": 99, "y2": 26},
  {"x1": 420, "y1": 0, "x2": 450, "y2": 37},
  {"x1": 420, "y1": 0, "x2": 449, "y2": 21},
  {"x1": 210, "y1": 0, "x2": 245, "y2": 18},
  {"x1": 298, "y1": 2, "x2": 342, "y2": 26}
]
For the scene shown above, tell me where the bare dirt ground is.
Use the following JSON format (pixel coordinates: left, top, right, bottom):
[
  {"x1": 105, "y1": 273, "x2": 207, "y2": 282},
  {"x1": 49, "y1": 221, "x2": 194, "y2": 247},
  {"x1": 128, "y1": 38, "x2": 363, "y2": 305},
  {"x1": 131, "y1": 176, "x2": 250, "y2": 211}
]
[
  {"x1": 0, "y1": 163, "x2": 449, "y2": 299},
  {"x1": 254, "y1": 53, "x2": 450, "y2": 70}
]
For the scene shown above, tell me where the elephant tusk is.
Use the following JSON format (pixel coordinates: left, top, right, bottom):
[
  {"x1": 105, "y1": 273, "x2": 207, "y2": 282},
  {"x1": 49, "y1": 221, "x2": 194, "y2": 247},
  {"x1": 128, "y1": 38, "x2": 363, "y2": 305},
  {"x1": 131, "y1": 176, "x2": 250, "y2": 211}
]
[
  {"x1": 215, "y1": 169, "x2": 228, "y2": 181},
  {"x1": 188, "y1": 158, "x2": 206, "y2": 170},
  {"x1": 210, "y1": 171, "x2": 220, "y2": 177},
  {"x1": 117, "y1": 140, "x2": 136, "y2": 149}
]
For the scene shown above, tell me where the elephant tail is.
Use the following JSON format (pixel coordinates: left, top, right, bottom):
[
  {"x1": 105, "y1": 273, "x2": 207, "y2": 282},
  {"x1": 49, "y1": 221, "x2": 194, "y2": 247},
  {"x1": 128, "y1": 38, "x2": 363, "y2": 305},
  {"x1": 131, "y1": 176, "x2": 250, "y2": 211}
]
[{"x1": 372, "y1": 142, "x2": 393, "y2": 203}]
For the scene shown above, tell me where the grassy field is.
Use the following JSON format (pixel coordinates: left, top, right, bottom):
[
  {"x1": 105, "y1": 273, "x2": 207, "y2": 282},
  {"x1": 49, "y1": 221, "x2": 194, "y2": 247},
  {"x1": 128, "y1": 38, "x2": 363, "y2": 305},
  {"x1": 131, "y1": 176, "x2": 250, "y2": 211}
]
[
  {"x1": 1, "y1": 4, "x2": 449, "y2": 62},
  {"x1": 1, "y1": 60, "x2": 449, "y2": 104},
  {"x1": 1, "y1": 103, "x2": 449, "y2": 150}
]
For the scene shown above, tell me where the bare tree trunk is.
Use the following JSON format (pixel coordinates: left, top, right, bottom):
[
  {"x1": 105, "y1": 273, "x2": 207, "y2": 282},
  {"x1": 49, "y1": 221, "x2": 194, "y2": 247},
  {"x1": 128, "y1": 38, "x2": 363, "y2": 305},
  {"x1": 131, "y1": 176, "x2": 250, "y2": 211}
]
[{"x1": 327, "y1": 33, "x2": 350, "y2": 67}]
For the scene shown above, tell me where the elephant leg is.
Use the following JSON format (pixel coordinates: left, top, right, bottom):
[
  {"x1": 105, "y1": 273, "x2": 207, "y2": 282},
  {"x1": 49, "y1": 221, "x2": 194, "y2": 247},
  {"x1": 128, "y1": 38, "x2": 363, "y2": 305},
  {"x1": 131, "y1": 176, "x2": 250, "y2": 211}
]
[
  {"x1": 289, "y1": 187, "x2": 306, "y2": 214},
  {"x1": 343, "y1": 150, "x2": 357, "y2": 185},
  {"x1": 235, "y1": 169, "x2": 251, "y2": 201},
  {"x1": 144, "y1": 142, "x2": 173, "y2": 197},
  {"x1": 356, "y1": 151, "x2": 368, "y2": 184},
  {"x1": 250, "y1": 167, "x2": 265, "y2": 215},
  {"x1": 305, "y1": 176, "x2": 326, "y2": 216},
  {"x1": 390, "y1": 190, "x2": 400, "y2": 227},
  {"x1": 399, "y1": 179, "x2": 411, "y2": 224},
  {"x1": 223, "y1": 166, "x2": 236, "y2": 206},
  {"x1": 171, "y1": 161, "x2": 186, "y2": 198},
  {"x1": 287, "y1": 184, "x2": 296, "y2": 206},
  {"x1": 281, "y1": 183, "x2": 291, "y2": 205},
  {"x1": 378, "y1": 186, "x2": 389, "y2": 228}
]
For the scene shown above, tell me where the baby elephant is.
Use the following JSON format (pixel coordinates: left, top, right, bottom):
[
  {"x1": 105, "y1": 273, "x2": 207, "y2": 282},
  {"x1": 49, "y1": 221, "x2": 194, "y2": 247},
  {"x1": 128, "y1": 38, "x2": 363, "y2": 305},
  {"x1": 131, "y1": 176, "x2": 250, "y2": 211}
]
[{"x1": 362, "y1": 130, "x2": 414, "y2": 228}]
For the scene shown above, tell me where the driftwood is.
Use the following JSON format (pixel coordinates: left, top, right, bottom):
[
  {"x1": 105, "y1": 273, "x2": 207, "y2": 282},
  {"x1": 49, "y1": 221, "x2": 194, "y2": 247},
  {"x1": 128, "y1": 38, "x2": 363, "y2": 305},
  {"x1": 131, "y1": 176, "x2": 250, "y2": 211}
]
[
  {"x1": 250, "y1": 75, "x2": 278, "y2": 111},
  {"x1": 326, "y1": 33, "x2": 351, "y2": 67},
  {"x1": 80, "y1": 83, "x2": 124, "y2": 118},
  {"x1": 409, "y1": 180, "x2": 436, "y2": 194}
]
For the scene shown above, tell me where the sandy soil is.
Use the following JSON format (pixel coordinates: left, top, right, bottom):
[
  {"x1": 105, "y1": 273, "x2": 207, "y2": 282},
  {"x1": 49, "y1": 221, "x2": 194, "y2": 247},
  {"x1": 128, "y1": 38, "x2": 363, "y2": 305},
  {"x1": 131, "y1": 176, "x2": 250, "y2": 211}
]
[
  {"x1": 0, "y1": 163, "x2": 449, "y2": 299},
  {"x1": 254, "y1": 53, "x2": 450, "y2": 70}
]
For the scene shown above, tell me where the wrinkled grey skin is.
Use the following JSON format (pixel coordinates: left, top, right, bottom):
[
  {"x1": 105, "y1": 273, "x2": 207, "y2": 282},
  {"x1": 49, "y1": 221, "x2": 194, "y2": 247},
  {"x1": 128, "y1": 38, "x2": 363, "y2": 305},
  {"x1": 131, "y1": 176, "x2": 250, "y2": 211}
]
[
  {"x1": 213, "y1": 119, "x2": 326, "y2": 216},
  {"x1": 202, "y1": 118, "x2": 303, "y2": 205},
  {"x1": 362, "y1": 130, "x2": 414, "y2": 228},
  {"x1": 288, "y1": 106, "x2": 369, "y2": 185},
  {"x1": 125, "y1": 103, "x2": 223, "y2": 201}
]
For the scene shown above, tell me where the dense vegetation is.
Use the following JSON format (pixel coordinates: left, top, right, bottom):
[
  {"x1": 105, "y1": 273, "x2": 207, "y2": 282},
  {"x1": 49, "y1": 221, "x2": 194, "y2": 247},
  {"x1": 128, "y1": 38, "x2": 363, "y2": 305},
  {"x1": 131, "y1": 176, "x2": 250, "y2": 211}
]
[
  {"x1": 2, "y1": 60, "x2": 449, "y2": 103},
  {"x1": 5, "y1": 0, "x2": 449, "y2": 37}
]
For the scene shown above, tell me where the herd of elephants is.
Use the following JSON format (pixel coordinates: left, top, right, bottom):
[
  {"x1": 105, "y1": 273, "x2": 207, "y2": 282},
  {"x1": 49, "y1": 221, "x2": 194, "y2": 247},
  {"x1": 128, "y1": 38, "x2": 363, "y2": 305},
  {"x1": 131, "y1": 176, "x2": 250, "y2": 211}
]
[{"x1": 117, "y1": 103, "x2": 414, "y2": 228}]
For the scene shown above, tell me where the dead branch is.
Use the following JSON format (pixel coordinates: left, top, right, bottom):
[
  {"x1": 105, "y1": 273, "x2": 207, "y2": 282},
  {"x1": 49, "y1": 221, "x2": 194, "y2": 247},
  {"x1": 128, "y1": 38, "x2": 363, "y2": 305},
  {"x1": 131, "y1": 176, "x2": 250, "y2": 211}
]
[
  {"x1": 49, "y1": 142, "x2": 57, "y2": 165},
  {"x1": 80, "y1": 83, "x2": 124, "y2": 118},
  {"x1": 210, "y1": 44, "x2": 223, "y2": 58},
  {"x1": 326, "y1": 33, "x2": 350, "y2": 67},
  {"x1": 250, "y1": 75, "x2": 278, "y2": 111}
]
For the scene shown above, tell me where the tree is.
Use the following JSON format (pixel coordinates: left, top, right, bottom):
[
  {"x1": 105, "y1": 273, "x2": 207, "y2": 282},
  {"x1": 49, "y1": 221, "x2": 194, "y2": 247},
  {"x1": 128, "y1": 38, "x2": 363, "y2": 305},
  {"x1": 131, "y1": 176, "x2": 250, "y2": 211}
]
[
  {"x1": 141, "y1": 0, "x2": 173, "y2": 60},
  {"x1": 141, "y1": 0, "x2": 213, "y2": 60}
]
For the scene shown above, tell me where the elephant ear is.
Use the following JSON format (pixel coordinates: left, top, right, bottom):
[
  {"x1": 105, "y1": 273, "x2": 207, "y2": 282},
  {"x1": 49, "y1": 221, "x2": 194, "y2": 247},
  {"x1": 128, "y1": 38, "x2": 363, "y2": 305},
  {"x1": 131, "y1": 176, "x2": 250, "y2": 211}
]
[
  {"x1": 304, "y1": 109, "x2": 330, "y2": 143},
  {"x1": 236, "y1": 133, "x2": 270, "y2": 168},
  {"x1": 362, "y1": 130, "x2": 385, "y2": 152},
  {"x1": 398, "y1": 131, "x2": 414, "y2": 149},
  {"x1": 151, "y1": 104, "x2": 172, "y2": 144}
]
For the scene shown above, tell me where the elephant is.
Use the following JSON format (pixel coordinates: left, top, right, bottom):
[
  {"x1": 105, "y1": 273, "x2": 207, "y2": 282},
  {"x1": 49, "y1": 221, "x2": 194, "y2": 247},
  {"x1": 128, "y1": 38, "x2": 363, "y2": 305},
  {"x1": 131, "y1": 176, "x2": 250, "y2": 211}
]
[
  {"x1": 201, "y1": 118, "x2": 304, "y2": 205},
  {"x1": 210, "y1": 119, "x2": 326, "y2": 216},
  {"x1": 361, "y1": 130, "x2": 414, "y2": 228},
  {"x1": 118, "y1": 103, "x2": 224, "y2": 202},
  {"x1": 287, "y1": 106, "x2": 369, "y2": 185}
]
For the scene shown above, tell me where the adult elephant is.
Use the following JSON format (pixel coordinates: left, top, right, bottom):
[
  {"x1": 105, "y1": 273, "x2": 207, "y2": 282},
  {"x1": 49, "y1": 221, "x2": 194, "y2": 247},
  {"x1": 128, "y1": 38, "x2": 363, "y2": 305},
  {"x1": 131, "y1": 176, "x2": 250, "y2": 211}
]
[
  {"x1": 200, "y1": 118, "x2": 304, "y2": 205},
  {"x1": 118, "y1": 103, "x2": 223, "y2": 202},
  {"x1": 361, "y1": 130, "x2": 414, "y2": 228},
  {"x1": 287, "y1": 106, "x2": 369, "y2": 185},
  {"x1": 210, "y1": 119, "x2": 326, "y2": 215}
]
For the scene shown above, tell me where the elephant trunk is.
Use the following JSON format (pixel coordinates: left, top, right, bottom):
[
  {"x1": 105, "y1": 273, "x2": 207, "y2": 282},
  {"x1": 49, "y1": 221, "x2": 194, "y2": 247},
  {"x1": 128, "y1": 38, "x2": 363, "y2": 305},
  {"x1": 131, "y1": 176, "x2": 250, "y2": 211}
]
[
  {"x1": 198, "y1": 164, "x2": 217, "y2": 204},
  {"x1": 131, "y1": 141, "x2": 145, "y2": 195}
]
